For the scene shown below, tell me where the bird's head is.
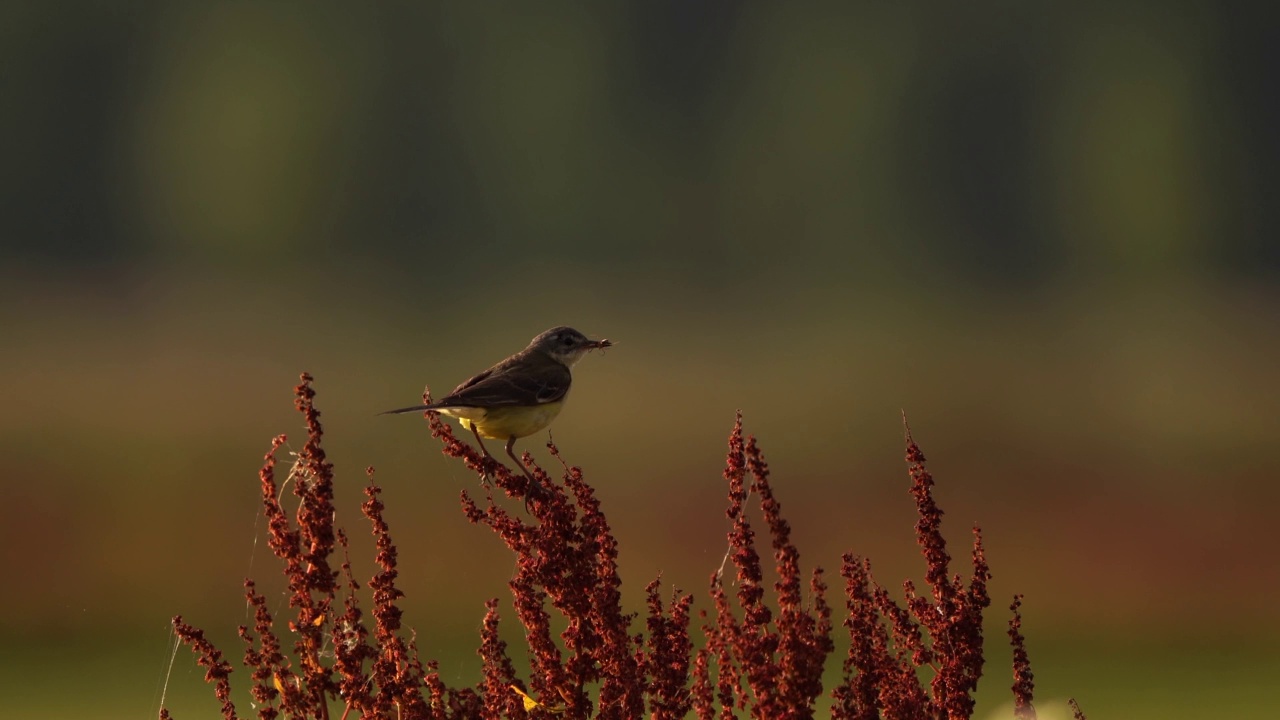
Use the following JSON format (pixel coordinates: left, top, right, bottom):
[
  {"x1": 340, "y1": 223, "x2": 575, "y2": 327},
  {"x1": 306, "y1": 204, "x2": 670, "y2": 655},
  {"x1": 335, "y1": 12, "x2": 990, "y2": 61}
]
[{"x1": 529, "y1": 326, "x2": 612, "y2": 367}]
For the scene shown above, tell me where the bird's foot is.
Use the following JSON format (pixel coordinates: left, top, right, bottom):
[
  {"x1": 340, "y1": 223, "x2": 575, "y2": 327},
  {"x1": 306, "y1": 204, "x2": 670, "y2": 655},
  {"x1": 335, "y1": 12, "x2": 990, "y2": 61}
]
[
  {"x1": 521, "y1": 472, "x2": 549, "y2": 513},
  {"x1": 477, "y1": 458, "x2": 499, "y2": 488}
]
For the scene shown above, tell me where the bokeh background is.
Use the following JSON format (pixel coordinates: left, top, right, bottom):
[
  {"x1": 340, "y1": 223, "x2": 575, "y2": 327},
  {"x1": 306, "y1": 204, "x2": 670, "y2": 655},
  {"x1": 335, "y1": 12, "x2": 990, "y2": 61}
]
[{"x1": 3, "y1": 2, "x2": 1278, "y2": 718}]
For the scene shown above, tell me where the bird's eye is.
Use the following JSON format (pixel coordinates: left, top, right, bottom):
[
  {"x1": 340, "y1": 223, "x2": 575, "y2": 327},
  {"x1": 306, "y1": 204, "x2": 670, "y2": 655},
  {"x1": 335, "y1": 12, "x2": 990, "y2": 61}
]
[{"x1": 562, "y1": 335, "x2": 575, "y2": 346}]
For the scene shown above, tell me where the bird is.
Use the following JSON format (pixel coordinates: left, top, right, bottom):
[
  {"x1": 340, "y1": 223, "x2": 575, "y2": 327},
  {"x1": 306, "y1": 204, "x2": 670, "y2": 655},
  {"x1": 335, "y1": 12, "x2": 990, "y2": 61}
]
[{"x1": 381, "y1": 326, "x2": 612, "y2": 485}]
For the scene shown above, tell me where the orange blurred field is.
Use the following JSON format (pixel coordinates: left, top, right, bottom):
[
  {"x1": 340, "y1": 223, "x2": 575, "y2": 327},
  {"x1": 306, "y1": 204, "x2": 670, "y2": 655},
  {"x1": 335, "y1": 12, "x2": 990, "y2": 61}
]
[{"x1": 3, "y1": 275, "x2": 1278, "y2": 718}]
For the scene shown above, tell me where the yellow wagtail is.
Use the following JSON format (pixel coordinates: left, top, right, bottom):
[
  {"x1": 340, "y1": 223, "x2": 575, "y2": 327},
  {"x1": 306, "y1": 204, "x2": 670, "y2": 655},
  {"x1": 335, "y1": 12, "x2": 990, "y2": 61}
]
[{"x1": 381, "y1": 326, "x2": 612, "y2": 480}]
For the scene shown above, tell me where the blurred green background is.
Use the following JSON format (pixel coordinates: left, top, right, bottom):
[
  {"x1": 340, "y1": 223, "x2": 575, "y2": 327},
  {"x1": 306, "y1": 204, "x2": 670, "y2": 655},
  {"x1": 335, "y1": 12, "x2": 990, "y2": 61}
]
[{"x1": 2, "y1": 2, "x2": 1277, "y2": 718}]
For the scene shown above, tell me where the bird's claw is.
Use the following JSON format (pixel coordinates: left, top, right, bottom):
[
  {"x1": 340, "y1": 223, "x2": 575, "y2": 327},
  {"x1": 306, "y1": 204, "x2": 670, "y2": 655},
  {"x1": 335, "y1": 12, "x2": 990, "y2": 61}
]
[{"x1": 477, "y1": 458, "x2": 498, "y2": 488}]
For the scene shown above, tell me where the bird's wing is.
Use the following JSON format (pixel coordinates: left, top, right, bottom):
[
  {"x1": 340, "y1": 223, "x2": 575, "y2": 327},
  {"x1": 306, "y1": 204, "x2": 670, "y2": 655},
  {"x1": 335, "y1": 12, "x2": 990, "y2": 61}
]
[{"x1": 440, "y1": 359, "x2": 570, "y2": 407}]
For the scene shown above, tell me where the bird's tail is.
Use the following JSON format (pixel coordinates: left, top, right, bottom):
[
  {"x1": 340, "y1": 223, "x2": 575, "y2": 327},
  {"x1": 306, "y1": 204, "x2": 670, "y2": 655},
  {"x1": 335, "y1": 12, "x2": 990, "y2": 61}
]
[{"x1": 378, "y1": 404, "x2": 442, "y2": 415}]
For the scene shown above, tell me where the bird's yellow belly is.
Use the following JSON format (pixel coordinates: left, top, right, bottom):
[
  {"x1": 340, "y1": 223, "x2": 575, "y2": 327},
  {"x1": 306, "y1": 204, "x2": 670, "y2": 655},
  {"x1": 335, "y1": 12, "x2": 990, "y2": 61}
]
[{"x1": 445, "y1": 401, "x2": 566, "y2": 440}]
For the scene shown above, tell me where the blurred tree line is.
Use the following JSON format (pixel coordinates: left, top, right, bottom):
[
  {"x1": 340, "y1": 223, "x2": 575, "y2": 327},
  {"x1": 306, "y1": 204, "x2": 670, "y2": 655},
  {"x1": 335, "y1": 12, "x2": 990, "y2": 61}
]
[{"x1": 2, "y1": 1, "x2": 1276, "y2": 289}]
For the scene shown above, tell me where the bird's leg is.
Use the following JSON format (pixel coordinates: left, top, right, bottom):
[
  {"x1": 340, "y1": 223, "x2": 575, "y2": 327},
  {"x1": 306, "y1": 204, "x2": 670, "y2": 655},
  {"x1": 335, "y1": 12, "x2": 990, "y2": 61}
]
[
  {"x1": 504, "y1": 436, "x2": 536, "y2": 480},
  {"x1": 505, "y1": 436, "x2": 545, "y2": 509},
  {"x1": 469, "y1": 424, "x2": 498, "y2": 486}
]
